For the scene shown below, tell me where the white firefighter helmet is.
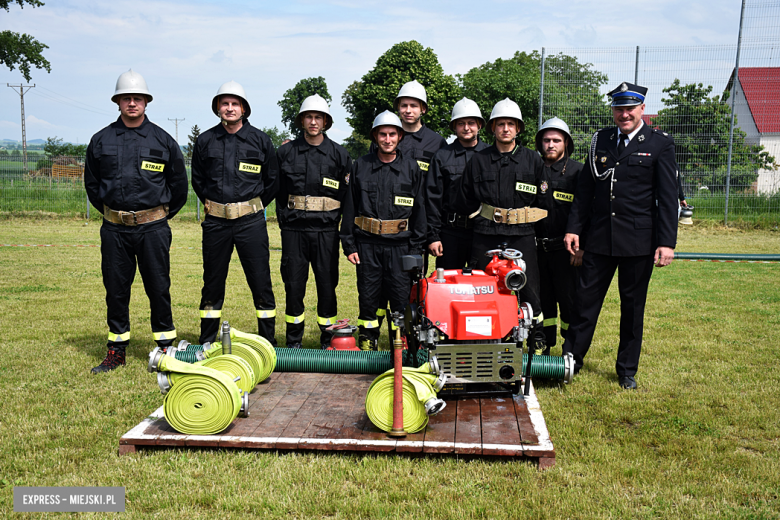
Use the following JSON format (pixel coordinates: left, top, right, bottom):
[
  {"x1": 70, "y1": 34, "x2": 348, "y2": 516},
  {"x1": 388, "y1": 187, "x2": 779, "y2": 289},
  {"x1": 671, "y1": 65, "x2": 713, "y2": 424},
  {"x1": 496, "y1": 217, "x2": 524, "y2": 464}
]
[
  {"x1": 679, "y1": 206, "x2": 694, "y2": 225},
  {"x1": 487, "y1": 98, "x2": 524, "y2": 135},
  {"x1": 371, "y1": 110, "x2": 404, "y2": 143},
  {"x1": 394, "y1": 80, "x2": 428, "y2": 111},
  {"x1": 449, "y1": 97, "x2": 485, "y2": 131},
  {"x1": 112, "y1": 69, "x2": 153, "y2": 103},
  {"x1": 295, "y1": 94, "x2": 333, "y2": 131},
  {"x1": 535, "y1": 117, "x2": 574, "y2": 155},
  {"x1": 212, "y1": 81, "x2": 251, "y2": 119}
]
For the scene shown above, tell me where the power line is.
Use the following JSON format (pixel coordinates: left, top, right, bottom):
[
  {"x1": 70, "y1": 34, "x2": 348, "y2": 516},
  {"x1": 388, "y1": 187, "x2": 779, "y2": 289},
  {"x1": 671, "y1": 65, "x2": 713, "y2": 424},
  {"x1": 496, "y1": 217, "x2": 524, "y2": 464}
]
[
  {"x1": 28, "y1": 89, "x2": 114, "y2": 116},
  {"x1": 168, "y1": 118, "x2": 185, "y2": 142},
  {"x1": 7, "y1": 84, "x2": 34, "y2": 171}
]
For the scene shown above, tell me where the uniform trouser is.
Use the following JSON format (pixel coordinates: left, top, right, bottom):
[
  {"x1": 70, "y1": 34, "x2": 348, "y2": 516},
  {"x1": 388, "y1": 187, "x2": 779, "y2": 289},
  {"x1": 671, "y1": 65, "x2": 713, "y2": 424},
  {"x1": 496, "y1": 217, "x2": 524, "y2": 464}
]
[
  {"x1": 280, "y1": 229, "x2": 339, "y2": 346},
  {"x1": 436, "y1": 227, "x2": 473, "y2": 270},
  {"x1": 199, "y1": 215, "x2": 276, "y2": 346},
  {"x1": 537, "y1": 247, "x2": 579, "y2": 347},
  {"x1": 561, "y1": 252, "x2": 655, "y2": 377},
  {"x1": 356, "y1": 242, "x2": 411, "y2": 342},
  {"x1": 101, "y1": 223, "x2": 175, "y2": 348},
  {"x1": 470, "y1": 233, "x2": 542, "y2": 319}
]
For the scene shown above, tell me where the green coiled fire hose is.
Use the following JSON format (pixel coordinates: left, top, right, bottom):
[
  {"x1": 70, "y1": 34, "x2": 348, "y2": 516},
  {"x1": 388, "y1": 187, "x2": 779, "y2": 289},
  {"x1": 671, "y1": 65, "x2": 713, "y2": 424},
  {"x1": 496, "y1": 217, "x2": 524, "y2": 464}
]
[
  {"x1": 365, "y1": 364, "x2": 446, "y2": 434},
  {"x1": 155, "y1": 354, "x2": 243, "y2": 435}
]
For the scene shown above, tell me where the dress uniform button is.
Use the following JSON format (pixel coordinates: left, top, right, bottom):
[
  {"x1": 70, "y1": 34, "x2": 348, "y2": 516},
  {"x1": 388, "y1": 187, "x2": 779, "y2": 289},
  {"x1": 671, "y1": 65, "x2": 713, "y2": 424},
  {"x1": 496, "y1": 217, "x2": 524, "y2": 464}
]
[
  {"x1": 616, "y1": 162, "x2": 620, "y2": 166},
  {"x1": 611, "y1": 212, "x2": 615, "y2": 216}
]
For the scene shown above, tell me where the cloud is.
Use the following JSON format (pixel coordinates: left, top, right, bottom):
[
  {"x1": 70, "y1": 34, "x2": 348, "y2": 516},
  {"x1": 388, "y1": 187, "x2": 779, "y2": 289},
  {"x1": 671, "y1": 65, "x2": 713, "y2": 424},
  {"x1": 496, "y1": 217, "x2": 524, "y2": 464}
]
[
  {"x1": 26, "y1": 115, "x2": 57, "y2": 129},
  {"x1": 209, "y1": 50, "x2": 232, "y2": 64}
]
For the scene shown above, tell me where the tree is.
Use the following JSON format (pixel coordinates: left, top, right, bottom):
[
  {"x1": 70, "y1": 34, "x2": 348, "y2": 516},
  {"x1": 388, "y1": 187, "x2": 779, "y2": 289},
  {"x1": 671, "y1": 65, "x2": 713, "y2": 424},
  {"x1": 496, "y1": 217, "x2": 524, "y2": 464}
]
[
  {"x1": 182, "y1": 124, "x2": 200, "y2": 160},
  {"x1": 342, "y1": 41, "x2": 460, "y2": 139},
  {"x1": 652, "y1": 80, "x2": 776, "y2": 192},
  {"x1": 278, "y1": 77, "x2": 331, "y2": 139},
  {"x1": 1, "y1": 0, "x2": 51, "y2": 81},
  {"x1": 460, "y1": 51, "x2": 609, "y2": 149},
  {"x1": 43, "y1": 136, "x2": 86, "y2": 157},
  {"x1": 341, "y1": 131, "x2": 371, "y2": 161},
  {"x1": 260, "y1": 126, "x2": 291, "y2": 149}
]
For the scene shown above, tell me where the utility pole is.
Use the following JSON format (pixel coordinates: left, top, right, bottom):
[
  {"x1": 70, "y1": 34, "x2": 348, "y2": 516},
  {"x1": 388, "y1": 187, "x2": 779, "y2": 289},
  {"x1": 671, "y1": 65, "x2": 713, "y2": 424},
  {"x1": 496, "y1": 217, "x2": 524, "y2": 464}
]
[
  {"x1": 7, "y1": 84, "x2": 35, "y2": 171},
  {"x1": 168, "y1": 117, "x2": 185, "y2": 143}
]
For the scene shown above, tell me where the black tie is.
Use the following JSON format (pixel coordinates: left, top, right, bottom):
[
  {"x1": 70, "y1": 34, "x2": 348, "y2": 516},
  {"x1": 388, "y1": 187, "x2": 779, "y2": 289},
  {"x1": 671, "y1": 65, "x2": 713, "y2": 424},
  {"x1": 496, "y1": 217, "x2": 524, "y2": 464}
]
[{"x1": 617, "y1": 133, "x2": 628, "y2": 154}]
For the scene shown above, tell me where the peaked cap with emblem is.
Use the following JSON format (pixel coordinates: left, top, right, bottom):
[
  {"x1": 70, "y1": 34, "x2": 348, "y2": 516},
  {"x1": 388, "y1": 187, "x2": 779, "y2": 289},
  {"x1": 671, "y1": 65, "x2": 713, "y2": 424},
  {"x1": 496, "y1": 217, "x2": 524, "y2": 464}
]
[{"x1": 608, "y1": 82, "x2": 647, "y2": 107}]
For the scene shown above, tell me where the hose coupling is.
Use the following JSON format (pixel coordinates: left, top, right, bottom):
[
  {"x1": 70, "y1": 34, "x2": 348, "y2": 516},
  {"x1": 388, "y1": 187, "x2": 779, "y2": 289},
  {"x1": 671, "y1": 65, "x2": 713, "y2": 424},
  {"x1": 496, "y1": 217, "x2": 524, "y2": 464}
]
[
  {"x1": 148, "y1": 347, "x2": 165, "y2": 373},
  {"x1": 434, "y1": 371, "x2": 448, "y2": 392},
  {"x1": 239, "y1": 391, "x2": 250, "y2": 418},
  {"x1": 157, "y1": 372, "x2": 172, "y2": 395},
  {"x1": 424, "y1": 397, "x2": 447, "y2": 416},
  {"x1": 221, "y1": 321, "x2": 232, "y2": 355},
  {"x1": 428, "y1": 355, "x2": 440, "y2": 375},
  {"x1": 563, "y1": 352, "x2": 575, "y2": 384}
]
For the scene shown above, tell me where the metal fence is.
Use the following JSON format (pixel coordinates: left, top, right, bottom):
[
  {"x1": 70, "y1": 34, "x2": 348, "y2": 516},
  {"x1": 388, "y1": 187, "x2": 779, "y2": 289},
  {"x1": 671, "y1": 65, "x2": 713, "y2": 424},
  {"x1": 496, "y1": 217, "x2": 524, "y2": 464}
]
[
  {"x1": 0, "y1": 156, "x2": 205, "y2": 220},
  {"x1": 540, "y1": 1, "x2": 780, "y2": 224}
]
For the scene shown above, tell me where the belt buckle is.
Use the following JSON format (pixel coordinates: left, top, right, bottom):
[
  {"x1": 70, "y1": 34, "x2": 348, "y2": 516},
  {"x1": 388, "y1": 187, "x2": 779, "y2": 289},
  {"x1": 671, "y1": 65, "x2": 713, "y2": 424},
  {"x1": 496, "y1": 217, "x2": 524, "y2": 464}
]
[
  {"x1": 287, "y1": 196, "x2": 296, "y2": 210},
  {"x1": 397, "y1": 220, "x2": 407, "y2": 232},
  {"x1": 371, "y1": 219, "x2": 382, "y2": 234},
  {"x1": 448, "y1": 213, "x2": 456, "y2": 224},
  {"x1": 492, "y1": 208, "x2": 504, "y2": 224},
  {"x1": 120, "y1": 211, "x2": 137, "y2": 226},
  {"x1": 225, "y1": 204, "x2": 239, "y2": 219}
]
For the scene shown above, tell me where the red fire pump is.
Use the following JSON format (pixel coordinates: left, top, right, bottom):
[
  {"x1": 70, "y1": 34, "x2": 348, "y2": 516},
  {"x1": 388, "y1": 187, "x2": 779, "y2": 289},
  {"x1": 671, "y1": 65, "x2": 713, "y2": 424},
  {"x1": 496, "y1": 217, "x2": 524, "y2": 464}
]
[{"x1": 397, "y1": 248, "x2": 574, "y2": 396}]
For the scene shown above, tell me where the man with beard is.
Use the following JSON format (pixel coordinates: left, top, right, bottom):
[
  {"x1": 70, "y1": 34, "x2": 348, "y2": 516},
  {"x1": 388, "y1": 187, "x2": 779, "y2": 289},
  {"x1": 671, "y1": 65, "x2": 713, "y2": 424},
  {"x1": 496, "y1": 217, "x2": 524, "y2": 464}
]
[
  {"x1": 340, "y1": 111, "x2": 426, "y2": 351},
  {"x1": 85, "y1": 69, "x2": 188, "y2": 373},
  {"x1": 192, "y1": 81, "x2": 279, "y2": 346},
  {"x1": 534, "y1": 117, "x2": 584, "y2": 354},
  {"x1": 563, "y1": 82, "x2": 678, "y2": 389},
  {"x1": 455, "y1": 98, "x2": 548, "y2": 354},
  {"x1": 276, "y1": 95, "x2": 351, "y2": 349},
  {"x1": 427, "y1": 97, "x2": 488, "y2": 269}
]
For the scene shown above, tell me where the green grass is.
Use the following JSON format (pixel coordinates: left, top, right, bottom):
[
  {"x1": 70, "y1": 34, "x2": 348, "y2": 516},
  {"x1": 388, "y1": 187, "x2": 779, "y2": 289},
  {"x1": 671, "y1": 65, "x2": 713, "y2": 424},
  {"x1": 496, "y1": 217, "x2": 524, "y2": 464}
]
[{"x1": 0, "y1": 218, "x2": 778, "y2": 518}]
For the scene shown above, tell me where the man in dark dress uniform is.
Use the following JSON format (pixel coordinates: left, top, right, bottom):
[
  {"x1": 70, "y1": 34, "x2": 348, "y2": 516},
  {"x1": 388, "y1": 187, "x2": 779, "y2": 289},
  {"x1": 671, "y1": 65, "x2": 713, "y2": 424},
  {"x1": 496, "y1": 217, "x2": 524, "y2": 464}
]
[
  {"x1": 340, "y1": 111, "x2": 427, "y2": 351},
  {"x1": 276, "y1": 95, "x2": 351, "y2": 348},
  {"x1": 534, "y1": 117, "x2": 584, "y2": 354},
  {"x1": 427, "y1": 97, "x2": 488, "y2": 269},
  {"x1": 85, "y1": 69, "x2": 188, "y2": 373},
  {"x1": 563, "y1": 82, "x2": 678, "y2": 389},
  {"x1": 454, "y1": 98, "x2": 548, "y2": 354},
  {"x1": 192, "y1": 81, "x2": 279, "y2": 346}
]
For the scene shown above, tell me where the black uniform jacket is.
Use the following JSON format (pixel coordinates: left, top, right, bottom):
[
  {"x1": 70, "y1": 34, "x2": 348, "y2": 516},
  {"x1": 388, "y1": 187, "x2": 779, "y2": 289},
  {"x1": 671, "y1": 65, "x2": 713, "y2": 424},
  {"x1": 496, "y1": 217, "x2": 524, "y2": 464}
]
[
  {"x1": 454, "y1": 144, "x2": 544, "y2": 236},
  {"x1": 370, "y1": 124, "x2": 446, "y2": 173},
  {"x1": 535, "y1": 157, "x2": 584, "y2": 239},
  {"x1": 276, "y1": 135, "x2": 352, "y2": 231},
  {"x1": 340, "y1": 150, "x2": 427, "y2": 256},
  {"x1": 426, "y1": 139, "x2": 488, "y2": 243},
  {"x1": 85, "y1": 115, "x2": 188, "y2": 228},
  {"x1": 191, "y1": 121, "x2": 279, "y2": 211},
  {"x1": 566, "y1": 124, "x2": 678, "y2": 256}
]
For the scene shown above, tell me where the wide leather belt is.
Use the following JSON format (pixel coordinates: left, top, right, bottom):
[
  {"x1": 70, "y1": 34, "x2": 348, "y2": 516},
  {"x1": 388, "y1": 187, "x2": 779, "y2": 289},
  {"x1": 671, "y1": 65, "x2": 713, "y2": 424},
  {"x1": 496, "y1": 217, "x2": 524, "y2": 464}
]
[
  {"x1": 287, "y1": 195, "x2": 341, "y2": 212},
  {"x1": 354, "y1": 216, "x2": 408, "y2": 235},
  {"x1": 474, "y1": 204, "x2": 547, "y2": 225},
  {"x1": 103, "y1": 205, "x2": 168, "y2": 226},
  {"x1": 445, "y1": 212, "x2": 472, "y2": 229},
  {"x1": 538, "y1": 236, "x2": 565, "y2": 253},
  {"x1": 205, "y1": 197, "x2": 263, "y2": 219}
]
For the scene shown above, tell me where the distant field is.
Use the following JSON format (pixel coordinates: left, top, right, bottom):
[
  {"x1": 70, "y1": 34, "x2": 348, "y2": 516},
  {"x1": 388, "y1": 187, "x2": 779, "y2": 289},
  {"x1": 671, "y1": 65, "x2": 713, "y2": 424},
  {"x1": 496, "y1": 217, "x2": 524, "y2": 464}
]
[{"x1": 0, "y1": 218, "x2": 778, "y2": 518}]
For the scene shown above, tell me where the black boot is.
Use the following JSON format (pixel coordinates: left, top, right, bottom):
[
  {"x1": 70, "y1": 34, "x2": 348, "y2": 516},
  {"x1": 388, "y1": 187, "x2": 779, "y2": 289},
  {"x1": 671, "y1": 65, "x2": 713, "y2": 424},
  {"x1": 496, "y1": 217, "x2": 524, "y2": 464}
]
[{"x1": 91, "y1": 345, "x2": 126, "y2": 374}]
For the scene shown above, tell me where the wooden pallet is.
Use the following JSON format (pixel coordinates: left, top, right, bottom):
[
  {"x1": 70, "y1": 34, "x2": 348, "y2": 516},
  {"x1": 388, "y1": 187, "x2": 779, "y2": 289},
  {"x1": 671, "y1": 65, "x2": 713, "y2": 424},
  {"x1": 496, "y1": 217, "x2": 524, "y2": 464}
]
[{"x1": 119, "y1": 372, "x2": 555, "y2": 469}]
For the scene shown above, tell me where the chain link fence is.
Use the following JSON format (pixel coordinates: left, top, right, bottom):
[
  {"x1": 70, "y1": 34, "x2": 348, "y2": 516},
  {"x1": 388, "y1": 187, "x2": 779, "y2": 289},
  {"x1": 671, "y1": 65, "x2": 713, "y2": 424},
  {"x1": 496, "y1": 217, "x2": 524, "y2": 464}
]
[
  {"x1": 540, "y1": 1, "x2": 780, "y2": 225},
  {"x1": 0, "y1": 156, "x2": 204, "y2": 220}
]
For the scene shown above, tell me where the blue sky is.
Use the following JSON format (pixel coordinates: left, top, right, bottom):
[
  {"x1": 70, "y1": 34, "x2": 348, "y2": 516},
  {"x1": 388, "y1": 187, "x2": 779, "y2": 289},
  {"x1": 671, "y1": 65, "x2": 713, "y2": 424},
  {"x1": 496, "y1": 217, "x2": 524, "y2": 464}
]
[{"x1": 1, "y1": 0, "x2": 745, "y2": 145}]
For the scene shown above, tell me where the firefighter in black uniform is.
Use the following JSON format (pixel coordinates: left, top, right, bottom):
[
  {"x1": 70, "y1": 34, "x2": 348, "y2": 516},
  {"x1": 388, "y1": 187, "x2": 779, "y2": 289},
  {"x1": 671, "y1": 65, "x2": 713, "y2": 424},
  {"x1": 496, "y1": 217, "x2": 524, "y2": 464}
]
[
  {"x1": 563, "y1": 82, "x2": 678, "y2": 389},
  {"x1": 372, "y1": 80, "x2": 446, "y2": 331},
  {"x1": 534, "y1": 117, "x2": 584, "y2": 354},
  {"x1": 454, "y1": 98, "x2": 548, "y2": 354},
  {"x1": 276, "y1": 95, "x2": 351, "y2": 348},
  {"x1": 340, "y1": 111, "x2": 427, "y2": 351},
  {"x1": 85, "y1": 69, "x2": 188, "y2": 373},
  {"x1": 192, "y1": 81, "x2": 279, "y2": 346},
  {"x1": 427, "y1": 97, "x2": 488, "y2": 269}
]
